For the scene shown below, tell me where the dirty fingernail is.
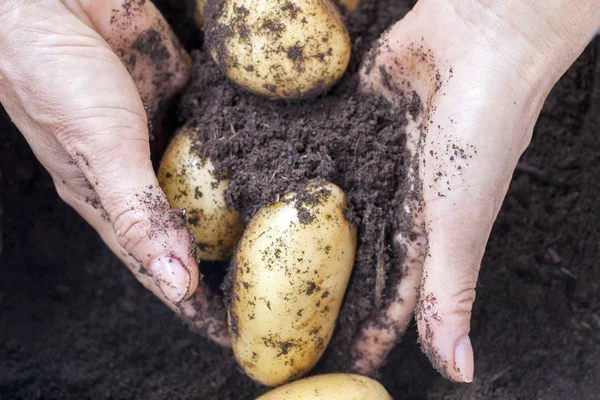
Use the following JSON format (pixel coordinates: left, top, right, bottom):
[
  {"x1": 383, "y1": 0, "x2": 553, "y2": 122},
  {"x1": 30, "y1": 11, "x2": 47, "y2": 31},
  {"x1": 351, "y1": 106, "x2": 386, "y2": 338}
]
[
  {"x1": 147, "y1": 256, "x2": 190, "y2": 303},
  {"x1": 454, "y1": 335, "x2": 474, "y2": 383}
]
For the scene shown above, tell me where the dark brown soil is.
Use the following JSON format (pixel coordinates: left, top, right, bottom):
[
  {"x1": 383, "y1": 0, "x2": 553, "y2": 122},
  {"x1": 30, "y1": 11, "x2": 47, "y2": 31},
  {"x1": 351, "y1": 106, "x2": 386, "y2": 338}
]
[{"x1": 1, "y1": 1, "x2": 599, "y2": 400}]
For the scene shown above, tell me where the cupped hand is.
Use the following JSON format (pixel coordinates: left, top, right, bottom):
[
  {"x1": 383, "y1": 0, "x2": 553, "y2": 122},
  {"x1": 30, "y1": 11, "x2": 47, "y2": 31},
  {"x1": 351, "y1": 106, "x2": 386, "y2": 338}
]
[
  {"x1": 350, "y1": 0, "x2": 600, "y2": 382},
  {"x1": 0, "y1": 0, "x2": 228, "y2": 344}
]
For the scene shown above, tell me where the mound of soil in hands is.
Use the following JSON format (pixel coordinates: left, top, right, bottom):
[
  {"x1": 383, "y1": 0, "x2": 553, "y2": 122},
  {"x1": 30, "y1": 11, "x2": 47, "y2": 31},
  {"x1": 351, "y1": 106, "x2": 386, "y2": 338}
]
[
  {"x1": 180, "y1": 50, "x2": 419, "y2": 370},
  {"x1": 1, "y1": 1, "x2": 599, "y2": 400}
]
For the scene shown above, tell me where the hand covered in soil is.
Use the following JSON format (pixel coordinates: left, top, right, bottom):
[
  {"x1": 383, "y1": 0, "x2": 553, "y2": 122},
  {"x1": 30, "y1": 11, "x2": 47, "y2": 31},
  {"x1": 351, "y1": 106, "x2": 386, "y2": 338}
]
[
  {"x1": 0, "y1": 0, "x2": 228, "y2": 342},
  {"x1": 350, "y1": 0, "x2": 600, "y2": 382}
]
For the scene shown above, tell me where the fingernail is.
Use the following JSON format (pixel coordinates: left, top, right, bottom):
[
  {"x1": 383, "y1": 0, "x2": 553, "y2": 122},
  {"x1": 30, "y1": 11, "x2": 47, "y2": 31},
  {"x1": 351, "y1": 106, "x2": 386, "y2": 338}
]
[
  {"x1": 147, "y1": 256, "x2": 190, "y2": 303},
  {"x1": 454, "y1": 335, "x2": 474, "y2": 383}
]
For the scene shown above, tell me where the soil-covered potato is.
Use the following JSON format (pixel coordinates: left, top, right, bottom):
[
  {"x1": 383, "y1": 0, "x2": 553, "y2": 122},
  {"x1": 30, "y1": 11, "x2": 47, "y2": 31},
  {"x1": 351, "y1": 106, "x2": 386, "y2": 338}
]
[
  {"x1": 157, "y1": 123, "x2": 243, "y2": 261},
  {"x1": 206, "y1": 0, "x2": 351, "y2": 99},
  {"x1": 229, "y1": 181, "x2": 357, "y2": 386},
  {"x1": 257, "y1": 373, "x2": 392, "y2": 399}
]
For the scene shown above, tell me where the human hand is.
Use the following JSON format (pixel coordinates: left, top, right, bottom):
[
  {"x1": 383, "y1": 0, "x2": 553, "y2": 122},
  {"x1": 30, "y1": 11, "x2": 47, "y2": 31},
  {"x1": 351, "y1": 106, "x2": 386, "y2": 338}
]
[
  {"x1": 0, "y1": 0, "x2": 228, "y2": 344},
  {"x1": 349, "y1": 0, "x2": 600, "y2": 382}
]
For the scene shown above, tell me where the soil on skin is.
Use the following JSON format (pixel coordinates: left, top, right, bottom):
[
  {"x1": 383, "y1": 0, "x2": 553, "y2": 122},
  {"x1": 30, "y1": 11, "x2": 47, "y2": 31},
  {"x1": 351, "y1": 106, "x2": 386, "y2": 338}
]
[
  {"x1": 1, "y1": 1, "x2": 600, "y2": 400},
  {"x1": 177, "y1": 0, "x2": 426, "y2": 374}
]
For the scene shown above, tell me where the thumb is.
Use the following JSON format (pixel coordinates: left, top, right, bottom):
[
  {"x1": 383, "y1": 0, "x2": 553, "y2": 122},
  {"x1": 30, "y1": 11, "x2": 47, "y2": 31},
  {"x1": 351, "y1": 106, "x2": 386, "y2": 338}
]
[
  {"x1": 0, "y1": 1, "x2": 198, "y2": 303},
  {"x1": 417, "y1": 185, "x2": 500, "y2": 383},
  {"x1": 55, "y1": 65, "x2": 199, "y2": 302},
  {"x1": 47, "y1": 17, "x2": 199, "y2": 302},
  {"x1": 416, "y1": 80, "x2": 538, "y2": 382},
  {"x1": 62, "y1": 0, "x2": 198, "y2": 303},
  {"x1": 59, "y1": 100, "x2": 199, "y2": 303}
]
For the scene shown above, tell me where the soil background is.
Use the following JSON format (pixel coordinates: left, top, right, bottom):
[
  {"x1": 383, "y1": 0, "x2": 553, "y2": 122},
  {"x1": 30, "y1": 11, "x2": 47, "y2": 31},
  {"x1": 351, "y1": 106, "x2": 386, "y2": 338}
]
[{"x1": 1, "y1": 1, "x2": 600, "y2": 399}]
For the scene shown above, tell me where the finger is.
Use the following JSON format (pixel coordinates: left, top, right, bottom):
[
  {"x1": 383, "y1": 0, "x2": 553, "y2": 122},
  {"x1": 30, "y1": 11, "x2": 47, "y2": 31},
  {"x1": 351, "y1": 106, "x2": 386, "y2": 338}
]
[
  {"x1": 80, "y1": 0, "x2": 196, "y2": 302},
  {"x1": 416, "y1": 96, "x2": 523, "y2": 382},
  {"x1": 77, "y1": 0, "x2": 192, "y2": 157},
  {"x1": 53, "y1": 176, "x2": 230, "y2": 346},
  {"x1": 37, "y1": 7, "x2": 197, "y2": 303},
  {"x1": 416, "y1": 178, "x2": 504, "y2": 383},
  {"x1": 59, "y1": 112, "x2": 199, "y2": 304},
  {"x1": 350, "y1": 229, "x2": 424, "y2": 374},
  {"x1": 81, "y1": 0, "x2": 192, "y2": 120},
  {"x1": 350, "y1": 17, "x2": 437, "y2": 374},
  {"x1": 413, "y1": 58, "x2": 542, "y2": 384},
  {"x1": 54, "y1": 110, "x2": 198, "y2": 304}
]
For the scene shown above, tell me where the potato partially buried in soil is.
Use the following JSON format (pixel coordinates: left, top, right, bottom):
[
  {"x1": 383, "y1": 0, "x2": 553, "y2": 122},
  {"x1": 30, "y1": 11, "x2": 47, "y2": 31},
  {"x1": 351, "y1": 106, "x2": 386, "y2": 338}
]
[
  {"x1": 206, "y1": 0, "x2": 351, "y2": 99},
  {"x1": 257, "y1": 373, "x2": 392, "y2": 399},
  {"x1": 230, "y1": 181, "x2": 357, "y2": 386},
  {"x1": 158, "y1": 123, "x2": 243, "y2": 261}
]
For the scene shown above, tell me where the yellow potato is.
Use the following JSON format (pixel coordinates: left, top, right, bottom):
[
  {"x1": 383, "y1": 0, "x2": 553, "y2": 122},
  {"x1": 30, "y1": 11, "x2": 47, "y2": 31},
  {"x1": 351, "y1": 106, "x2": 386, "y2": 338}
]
[
  {"x1": 207, "y1": 0, "x2": 351, "y2": 99},
  {"x1": 257, "y1": 374, "x2": 392, "y2": 399},
  {"x1": 193, "y1": 0, "x2": 207, "y2": 29},
  {"x1": 335, "y1": 0, "x2": 359, "y2": 11},
  {"x1": 230, "y1": 181, "x2": 357, "y2": 386},
  {"x1": 158, "y1": 123, "x2": 243, "y2": 261}
]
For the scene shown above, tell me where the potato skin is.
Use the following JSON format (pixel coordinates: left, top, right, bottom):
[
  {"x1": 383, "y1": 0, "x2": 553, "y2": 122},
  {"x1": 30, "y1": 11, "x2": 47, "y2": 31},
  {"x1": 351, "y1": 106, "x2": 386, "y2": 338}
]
[
  {"x1": 157, "y1": 124, "x2": 243, "y2": 261},
  {"x1": 335, "y1": 0, "x2": 359, "y2": 11},
  {"x1": 230, "y1": 181, "x2": 357, "y2": 386},
  {"x1": 257, "y1": 374, "x2": 392, "y2": 399},
  {"x1": 206, "y1": 0, "x2": 351, "y2": 99}
]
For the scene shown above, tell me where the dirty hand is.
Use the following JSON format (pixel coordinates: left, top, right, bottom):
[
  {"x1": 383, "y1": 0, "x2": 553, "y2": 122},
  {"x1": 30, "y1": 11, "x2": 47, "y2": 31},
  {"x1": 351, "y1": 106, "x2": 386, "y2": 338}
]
[
  {"x1": 0, "y1": 0, "x2": 228, "y2": 342},
  {"x1": 350, "y1": 0, "x2": 600, "y2": 382}
]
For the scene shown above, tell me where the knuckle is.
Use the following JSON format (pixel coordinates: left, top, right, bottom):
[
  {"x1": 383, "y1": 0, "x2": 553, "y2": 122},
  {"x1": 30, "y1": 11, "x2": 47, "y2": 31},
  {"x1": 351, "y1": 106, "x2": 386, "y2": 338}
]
[
  {"x1": 112, "y1": 207, "x2": 152, "y2": 251},
  {"x1": 53, "y1": 105, "x2": 148, "y2": 152},
  {"x1": 56, "y1": 122, "x2": 151, "y2": 185},
  {"x1": 63, "y1": 121, "x2": 146, "y2": 148},
  {"x1": 443, "y1": 286, "x2": 476, "y2": 318},
  {"x1": 57, "y1": 163, "x2": 93, "y2": 193}
]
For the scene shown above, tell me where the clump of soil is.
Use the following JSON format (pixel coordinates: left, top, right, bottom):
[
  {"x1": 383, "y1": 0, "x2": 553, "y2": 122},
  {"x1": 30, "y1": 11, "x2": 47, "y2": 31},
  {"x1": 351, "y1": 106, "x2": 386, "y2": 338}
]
[{"x1": 1, "y1": 0, "x2": 599, "y2": 399}]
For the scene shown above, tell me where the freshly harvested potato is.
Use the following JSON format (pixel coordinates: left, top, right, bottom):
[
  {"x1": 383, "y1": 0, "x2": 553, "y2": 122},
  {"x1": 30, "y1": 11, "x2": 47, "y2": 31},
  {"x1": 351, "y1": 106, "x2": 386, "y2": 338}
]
[
  {"x1": 335, "y1": 0, "x2": 359, "y2": 11},
  {"x1": 230, "y1": 181, "x2": 357, "y2": 386},
  {"x1": 193, "y1": 0, "x2": 207, "y2": 29},
  {"x1": 158, "y1": 123, "x2": 243, "y2": 261},
  {"x1": 257, "y1": 374, "x2": 392, "y2": 399},
  {"x1": 206, "y1": 0, "x2": 351, "y2": 99}
]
